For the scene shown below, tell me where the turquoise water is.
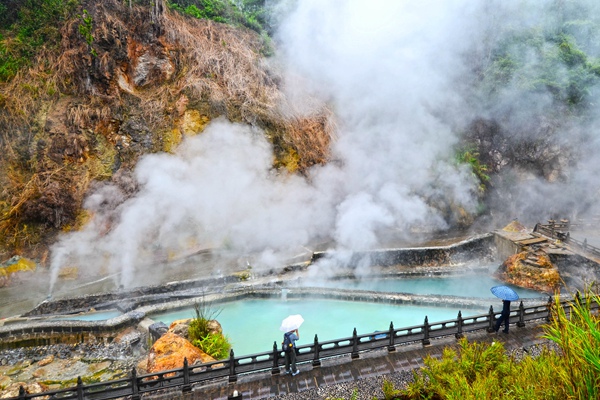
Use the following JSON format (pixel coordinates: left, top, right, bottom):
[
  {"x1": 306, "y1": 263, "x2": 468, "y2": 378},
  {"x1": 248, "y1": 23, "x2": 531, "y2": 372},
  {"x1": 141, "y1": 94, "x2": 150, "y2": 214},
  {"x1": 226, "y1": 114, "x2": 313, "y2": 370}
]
[
  {"x1": 56, "y1": 310, "x2": 122, "y2": 321},
  {"x1": 152, "y1": 299, "x2": 488, "y2": 357},
  {"x1": 302, "y1": 274, "x2": 544, "y2": 298}
]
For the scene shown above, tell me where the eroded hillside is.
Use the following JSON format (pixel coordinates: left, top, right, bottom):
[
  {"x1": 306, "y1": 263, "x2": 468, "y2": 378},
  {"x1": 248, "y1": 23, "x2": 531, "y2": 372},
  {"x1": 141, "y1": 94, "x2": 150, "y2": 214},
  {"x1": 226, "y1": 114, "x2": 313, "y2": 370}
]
[
  {"x1": 0, "y1": 0, "x2": 334, "y2": 261},
  {"x1": 3, "y1": 0, "x2": 600, "y2": 272}
]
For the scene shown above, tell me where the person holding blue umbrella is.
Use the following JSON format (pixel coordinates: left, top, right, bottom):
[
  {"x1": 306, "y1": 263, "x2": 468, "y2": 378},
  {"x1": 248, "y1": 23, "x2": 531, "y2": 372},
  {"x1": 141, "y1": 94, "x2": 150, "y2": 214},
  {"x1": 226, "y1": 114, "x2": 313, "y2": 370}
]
[{"x1": 491, "y1": 285, "x2": 519, "y2": 334}]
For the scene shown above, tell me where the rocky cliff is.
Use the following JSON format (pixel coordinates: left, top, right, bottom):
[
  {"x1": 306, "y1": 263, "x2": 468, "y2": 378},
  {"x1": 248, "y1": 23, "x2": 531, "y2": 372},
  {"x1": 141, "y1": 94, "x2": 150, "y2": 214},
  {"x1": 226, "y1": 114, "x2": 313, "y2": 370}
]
[{"x1": 0, "y1": 0, "x2": 333, "y2": 262}]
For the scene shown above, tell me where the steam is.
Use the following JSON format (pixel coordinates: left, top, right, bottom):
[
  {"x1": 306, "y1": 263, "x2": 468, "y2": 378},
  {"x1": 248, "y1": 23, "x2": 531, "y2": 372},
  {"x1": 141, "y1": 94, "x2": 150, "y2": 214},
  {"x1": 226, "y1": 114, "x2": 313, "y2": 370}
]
[{"x1": 49, "y1": 0, "x2": 600, "y2": 291}]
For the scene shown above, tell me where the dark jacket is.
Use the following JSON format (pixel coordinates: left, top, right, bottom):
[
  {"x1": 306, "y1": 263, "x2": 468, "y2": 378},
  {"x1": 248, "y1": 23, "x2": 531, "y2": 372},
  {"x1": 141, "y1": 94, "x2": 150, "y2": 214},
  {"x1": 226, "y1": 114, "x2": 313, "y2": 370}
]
[{"x1": 502, "y1": 300, "x2": 511, "y2": 315}]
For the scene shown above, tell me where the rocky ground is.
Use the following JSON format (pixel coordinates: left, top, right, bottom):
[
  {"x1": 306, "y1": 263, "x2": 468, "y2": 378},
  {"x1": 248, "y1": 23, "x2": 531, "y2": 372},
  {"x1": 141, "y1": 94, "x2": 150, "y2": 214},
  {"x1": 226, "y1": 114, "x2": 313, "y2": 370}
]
[{"x1": 0, "y1": 337, "x2": 147, "y2": 398}]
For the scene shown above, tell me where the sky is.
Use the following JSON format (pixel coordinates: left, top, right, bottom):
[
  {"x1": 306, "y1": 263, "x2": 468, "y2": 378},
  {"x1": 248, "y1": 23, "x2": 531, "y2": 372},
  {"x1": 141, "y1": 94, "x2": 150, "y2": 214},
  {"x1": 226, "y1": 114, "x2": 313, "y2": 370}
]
[{"x1": 48, "y1": 0, "x2": 600, "y2": 291}]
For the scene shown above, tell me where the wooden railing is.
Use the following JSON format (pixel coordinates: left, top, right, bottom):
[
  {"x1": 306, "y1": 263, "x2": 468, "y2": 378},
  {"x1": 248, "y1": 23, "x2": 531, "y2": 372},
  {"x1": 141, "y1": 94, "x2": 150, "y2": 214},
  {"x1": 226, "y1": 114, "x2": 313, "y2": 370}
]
[
  {"x1": 533, "y1": 222, "x2": 600, "y2": 259},
  {"x1": 9, "y1": 296, "x2": 599, "y2": 400}
]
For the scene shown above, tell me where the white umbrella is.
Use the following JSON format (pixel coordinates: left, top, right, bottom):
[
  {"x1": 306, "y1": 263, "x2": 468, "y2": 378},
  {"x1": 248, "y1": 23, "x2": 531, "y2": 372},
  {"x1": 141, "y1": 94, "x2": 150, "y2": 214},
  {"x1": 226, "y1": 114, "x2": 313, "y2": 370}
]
[{"x1": 279, "y1": 314, "x2": 304, "y2": 332}]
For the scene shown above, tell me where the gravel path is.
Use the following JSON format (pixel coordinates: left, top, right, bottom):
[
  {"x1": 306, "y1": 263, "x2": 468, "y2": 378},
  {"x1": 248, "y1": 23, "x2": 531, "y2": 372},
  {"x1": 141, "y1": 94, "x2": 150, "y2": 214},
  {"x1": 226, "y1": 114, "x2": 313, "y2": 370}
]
[
  {"x1": 271, "y1": 370, "x2": 414, "y2": 400},
  {"x1": 269, "y1": 341, "x2": 560, "y2": 400}
]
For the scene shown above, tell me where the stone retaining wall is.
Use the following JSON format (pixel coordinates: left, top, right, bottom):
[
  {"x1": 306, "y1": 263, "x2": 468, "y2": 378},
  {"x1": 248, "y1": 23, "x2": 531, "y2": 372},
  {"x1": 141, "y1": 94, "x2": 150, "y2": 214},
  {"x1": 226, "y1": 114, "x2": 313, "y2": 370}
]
[
  {"x1": 311, "y1": 234, "x2": 495, "y2": 267},
  {"x1": 0, "y1": 311, "x2": 145, "y2": 350},
  {"x1": 2, "y1": 235, "x2": 499, "y2": 348},
  {"x1": 23, "y1": 275, "x2": 240, "y2": 317}
]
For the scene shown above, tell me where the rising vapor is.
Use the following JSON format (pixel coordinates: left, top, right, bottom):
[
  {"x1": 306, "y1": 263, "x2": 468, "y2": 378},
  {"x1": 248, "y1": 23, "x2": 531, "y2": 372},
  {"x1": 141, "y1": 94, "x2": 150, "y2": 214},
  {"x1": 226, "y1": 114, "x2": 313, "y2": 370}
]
[{"x1": 50, "y1": 0, "x2": 600, "y2": 290}]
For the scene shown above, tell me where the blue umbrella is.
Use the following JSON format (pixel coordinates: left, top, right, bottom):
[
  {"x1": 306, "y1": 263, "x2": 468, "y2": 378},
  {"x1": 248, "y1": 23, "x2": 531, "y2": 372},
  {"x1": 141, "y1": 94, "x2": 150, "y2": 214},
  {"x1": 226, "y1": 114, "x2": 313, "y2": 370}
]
[{"x1": 490, "y1": 285, "x2": 519, "y2": 301}]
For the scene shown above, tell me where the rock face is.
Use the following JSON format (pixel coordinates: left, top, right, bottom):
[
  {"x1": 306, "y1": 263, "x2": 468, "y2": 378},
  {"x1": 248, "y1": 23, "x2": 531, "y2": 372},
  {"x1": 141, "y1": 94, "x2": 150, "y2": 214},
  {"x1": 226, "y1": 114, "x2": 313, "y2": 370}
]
[
  {"x1": 0, "y1": 0, "x2": 334, "y2": 261},
  {"x1": 497, "y1": 251, "x2": 560, "y2": 293},
  {"x1": 0, "y1": 257, "x2": 36, "y2": 288},
  {"x1": 0, "y1": 341, "x2": 138, "y2": 397},
  {"x1": 144, "y1": 332, "x2": 215, "y2": 374}
]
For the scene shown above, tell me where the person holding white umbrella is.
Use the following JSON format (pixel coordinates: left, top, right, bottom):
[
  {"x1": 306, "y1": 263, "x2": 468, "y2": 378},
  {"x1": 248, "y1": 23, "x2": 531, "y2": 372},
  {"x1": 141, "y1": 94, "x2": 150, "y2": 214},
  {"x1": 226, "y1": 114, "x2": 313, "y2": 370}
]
[{"x1": 280, "y1": 314, "x2": 303, "y2": 376}]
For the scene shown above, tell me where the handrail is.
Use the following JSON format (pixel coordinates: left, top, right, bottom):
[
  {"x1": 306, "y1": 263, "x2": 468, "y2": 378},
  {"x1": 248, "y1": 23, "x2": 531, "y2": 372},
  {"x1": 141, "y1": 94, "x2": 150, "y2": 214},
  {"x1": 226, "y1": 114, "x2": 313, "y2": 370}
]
[
  {"x1": 533, "y1": 223, "x2": 600, "y2": 259},
  {"x1": 9, "y1": 297, "x2": 598, "y2": 400}
]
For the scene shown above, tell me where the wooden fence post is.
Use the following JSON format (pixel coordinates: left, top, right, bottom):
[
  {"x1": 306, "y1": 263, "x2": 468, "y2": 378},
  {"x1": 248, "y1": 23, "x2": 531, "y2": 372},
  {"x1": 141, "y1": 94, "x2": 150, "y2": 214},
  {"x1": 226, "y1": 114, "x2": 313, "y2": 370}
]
[
  {"x1": 517, "y1": 301, "x2": 525, "y2": 327},
  {"x1": 182, "y1": 357, "x2": 191, "y2": 393},
  {"x1": 271, "y1": 341, "x2": 280, "y2": 375},
  {"x1": 131, "y1": 368, "x2": 140, "y2": 400},
  {"x1": 351, "y1": 328, "x2": 359, "y2": 359},
  {"x1": 18, "y1": 386, "x2": 25, "y2": 400},
  {"x1": 487, "y1": 306, "x2": 495, "y2": 332},
  {"x1": 422, "y1": 316, "x2": 430, "y2": 347},
  {"x1": 228, "y1": 349, "x2": 237, "y2": 383},
  {"x1": 455, "y1": 311, "x2": 464, "y2": 339},
  {"x1": 387, "y1": 321, "x2": 396, "y2": 352},
  {"x1": 312, "y1": 334, "x2": 321, "y2": 367},
  {"x1": 76, "y1": 377, "x2": 84, "y2": 400}
]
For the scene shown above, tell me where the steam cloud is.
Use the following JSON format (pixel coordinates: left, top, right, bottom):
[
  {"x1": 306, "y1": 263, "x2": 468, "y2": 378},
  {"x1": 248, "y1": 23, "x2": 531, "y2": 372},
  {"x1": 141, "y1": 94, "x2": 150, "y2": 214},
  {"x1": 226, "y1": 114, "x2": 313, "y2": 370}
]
[{"x1": 49, "y1": 0, "x2": 600, "y2": 291}]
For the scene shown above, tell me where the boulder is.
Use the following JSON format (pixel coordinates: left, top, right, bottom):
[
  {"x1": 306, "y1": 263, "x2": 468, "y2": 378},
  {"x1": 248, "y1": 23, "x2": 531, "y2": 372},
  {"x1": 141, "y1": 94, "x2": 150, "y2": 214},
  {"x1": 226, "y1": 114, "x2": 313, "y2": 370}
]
[
  {"x1": 148, "y1": 322, "x2": 169, "y2": 343},
  {"x1": 168, "y1": 318, "x2": 223, "y2": 340},
  {"x1": 37, "y1": 355, "x2": 54, "y2": 367},
  {"x1": 0, "y1": 382, "x2": 47, "y2": 399},
  {"x1": 0, "y1": 376, "x2": 11, "y2": 391},
  {"x1": 497, "y1": 251, "x2": 560, "y2": 293},
  {"x1": 168, "y1": 319, "x2": 191, "y2": 340},
  {"x1": 145, "y1": 332, "x2": 215, "y2": 374},
  {"x1": 207, "y1": 320, "x2": 223, "y2": 335}
]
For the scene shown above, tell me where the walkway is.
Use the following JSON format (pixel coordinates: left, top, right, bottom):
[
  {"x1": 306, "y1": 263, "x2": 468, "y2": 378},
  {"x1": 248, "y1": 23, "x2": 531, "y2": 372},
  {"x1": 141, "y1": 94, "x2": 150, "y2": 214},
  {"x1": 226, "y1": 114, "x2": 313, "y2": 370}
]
[{"x1": 170, "y1": 319, "x2": 549, "y2": 399}]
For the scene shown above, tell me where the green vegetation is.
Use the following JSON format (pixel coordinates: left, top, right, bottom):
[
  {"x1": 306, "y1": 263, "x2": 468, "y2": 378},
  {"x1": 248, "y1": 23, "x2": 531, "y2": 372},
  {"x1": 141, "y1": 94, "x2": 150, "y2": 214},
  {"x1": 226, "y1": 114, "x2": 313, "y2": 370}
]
[
  {"x1": 390, "y1": 289, "x2": 600, "y2": 399},
  {"x1": 455, "y1": 148, "x2": 490, "y2": 195},
  {"x1": 543, "y1": 291, "x2": 600, "y2": 399},
  {"x1": 78, "y1": 9, "x2": 96, "y2": 57},
  {"x1": 0, "y1": 0, "x2": 79, "y2": 81},
  {"x1": 480, "y1": 5, "x2": 600, "y2": 111},
  {"x1": 188, "y1": 299, "x2": 232, "y2": 360},
  {"x1": 167, "y1": 0, "x2": 273, "y2": 35},
  {"x1": 382, "y1": 379, "x2": 401, "y2": 400},
  {"x1": 326, "y1": 388, "x2": 359, "y2": 400}
]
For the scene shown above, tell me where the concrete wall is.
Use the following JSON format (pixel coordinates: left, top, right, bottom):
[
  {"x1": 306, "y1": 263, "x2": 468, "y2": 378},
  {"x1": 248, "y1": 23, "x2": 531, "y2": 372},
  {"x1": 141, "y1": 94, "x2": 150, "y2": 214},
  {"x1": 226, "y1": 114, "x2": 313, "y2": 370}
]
[{"x1": 493, "y1": 233, "x2": 521, "y2": 262}]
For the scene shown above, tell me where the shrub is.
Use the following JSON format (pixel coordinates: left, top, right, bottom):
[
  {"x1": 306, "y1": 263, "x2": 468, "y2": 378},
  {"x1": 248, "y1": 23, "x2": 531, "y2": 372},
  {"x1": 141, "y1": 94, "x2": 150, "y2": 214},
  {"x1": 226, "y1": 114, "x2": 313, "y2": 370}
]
[
  {"x1": 398, "y1": 289, "x2": 600, "y2": 399},
  {"x1": 0, "y1": 0, "x2": 79, "y2": 82},
  {"x1": 188, "y1": 299, "x2": 222, "y2": 340},
  {"x1": 167, "y1": 0, "x2": 273, "y2": 35},
  {"x1": 326, "y1": 388, "x2": 359, "y2": 400},
  {"x1": 543, "y1": 290, "x2": 600, "y2": 399},
  {"x1": 382, "y1": 379, "x2": 401, "y2": 400},
  {"x1": 192, "y1": 332, "x2": 231, "y2": 360},
  {"x1": 188, "y1": 298, "x2": 232, "y2": 360}
]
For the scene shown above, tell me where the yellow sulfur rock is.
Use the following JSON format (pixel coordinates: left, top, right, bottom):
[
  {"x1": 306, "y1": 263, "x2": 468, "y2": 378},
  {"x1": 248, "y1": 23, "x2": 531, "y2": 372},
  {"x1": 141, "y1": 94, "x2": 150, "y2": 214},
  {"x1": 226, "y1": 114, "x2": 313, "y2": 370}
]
[{"x1": 144, "y1": 332, "x2": 215, "y2": 375}]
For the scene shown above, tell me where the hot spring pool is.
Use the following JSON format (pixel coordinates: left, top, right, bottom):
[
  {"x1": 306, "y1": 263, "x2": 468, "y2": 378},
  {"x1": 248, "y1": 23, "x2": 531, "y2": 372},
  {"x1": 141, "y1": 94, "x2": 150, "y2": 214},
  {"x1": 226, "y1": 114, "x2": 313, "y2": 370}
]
[
  {"x1": 299, "y1": 274, "x2": 544, "y2": 299},
  {"x1": 151, "y1": 298, "x2": 489, "y2": 357}
]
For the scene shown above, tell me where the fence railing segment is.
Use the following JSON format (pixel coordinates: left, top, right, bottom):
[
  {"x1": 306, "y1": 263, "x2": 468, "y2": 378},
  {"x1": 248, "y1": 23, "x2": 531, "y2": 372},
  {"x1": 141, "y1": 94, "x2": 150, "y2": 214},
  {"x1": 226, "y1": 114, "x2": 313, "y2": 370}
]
[
  {"x1": 10, "y1": 296, "x2": 599, "y2": 400},
  {"x1": 533, "y1": 222, "x2": 600, "y2": 259}
]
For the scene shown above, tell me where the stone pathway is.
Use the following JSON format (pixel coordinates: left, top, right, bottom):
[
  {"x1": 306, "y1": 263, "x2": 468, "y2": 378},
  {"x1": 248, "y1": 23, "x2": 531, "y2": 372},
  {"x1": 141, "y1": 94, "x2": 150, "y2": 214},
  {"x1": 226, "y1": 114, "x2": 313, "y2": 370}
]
[{"x1": 172, "y1": 319, "x2": 549, "y2": 399}]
